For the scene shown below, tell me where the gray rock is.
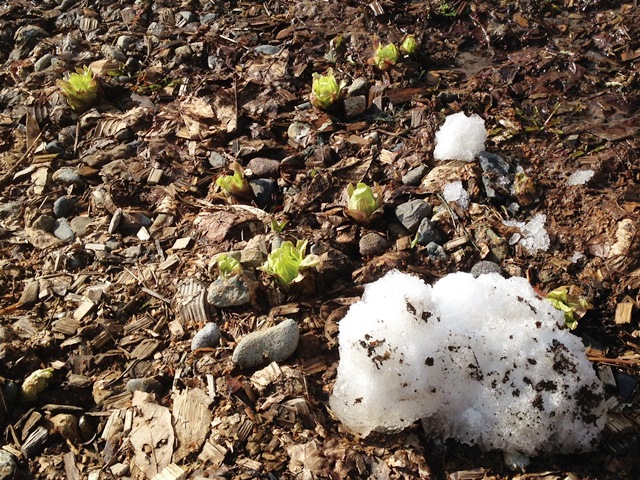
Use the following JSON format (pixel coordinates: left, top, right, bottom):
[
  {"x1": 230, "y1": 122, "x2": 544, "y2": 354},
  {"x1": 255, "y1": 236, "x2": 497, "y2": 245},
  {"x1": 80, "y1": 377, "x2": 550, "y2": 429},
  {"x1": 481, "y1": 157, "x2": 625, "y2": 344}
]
[
  {"x1": 53, "y1": 218, "x2": 75, "y2": 242},
  {"x1": 247, "y1": 157, "x2": 280, "y2": 178},
  {"x1": 416, "y1": 218, "x2": 443, "y2": 245},
  {"x1": 70, "y1": 216, "x2": 92, "y2": 237},
  {"x1": 207, "y1": 275, "x2": 252, "y2": 308},
  {"x1": 395, "y1": 200, "x2": 432, "y2": 234},
  {"x1": 126, "y1": 377, "x2": 163, "y2": 395},
  {"x1": 250, "y1": 178, "x2": 277, "y2": 209},
  {"x1": 470, "y1": 260, "x2": 504, "y2": 278},
  {"x1": 32, "y1": 214, "x2": 56, "y2": 232},
  {"x1": 254, "y1": 44, "x2": 282, "y2": 55},
  {"x1": 0, "y1": 449, "x2": 17, "y2": 480},
  {"x1": 174, "y1": 45, "x2": 193, "y2": 59},
  {"x1": 52, "y1": 167, "x2": 83, "y2": 187},
  {"x1": 191, "y1": 322, "x2": 221, "y2": 351},
  {"x1": 232, "y1": 319, "x2": 299, "y2": 369},
  {"x1": 343, "y1": 95, "x2": 367, "y2": 118},
  {"x1": 45, "y1": 141, "x2": 64, "y2": 154},
  {"x1": 101, "y1": 44, "x2": 126, "y2": 63},
  {"x1": 359, "y1": 232, "x2": 389, "y2": 257},
  {"x1": 34, "y1": 53, "x2": 54, "y2": 71},
  {"x1": 53, "y1": 195, "x2": 76, "y2": 218},
  {"x1": 240, "y1": 248, "x2": 265, "y2": 268},
  {"x1": 347, "y1": 77, "x2": 368, "y2": 97},
  {"x1": 425, "y1": 242, "x2": 447, "y2": 261},
  {"x1": 208, "y1": 151, "x2": 226, "y2": 169},
  {"x1": 402, "y1": 165, "x2": 428, "y2": 186},
  {"x1": 478, "y1": 151, "x2": 512, "y2": 199},
  {"x1": 116, "y1": 35, "x2": 133, "y2": 51}
]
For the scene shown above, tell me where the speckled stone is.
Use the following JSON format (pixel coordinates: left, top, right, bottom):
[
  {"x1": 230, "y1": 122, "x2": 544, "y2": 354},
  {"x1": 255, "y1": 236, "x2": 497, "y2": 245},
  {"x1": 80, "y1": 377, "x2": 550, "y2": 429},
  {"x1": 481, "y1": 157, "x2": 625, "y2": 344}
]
[
  {"x1": 359, "y1": 232, "x2": 389, "y2": 257},
  {"x1": 191, "y1": 322, "x2": 221, "y2": 350},
  {"x1": 232, "y1": 319, "x2": 299, "y2": 369}
]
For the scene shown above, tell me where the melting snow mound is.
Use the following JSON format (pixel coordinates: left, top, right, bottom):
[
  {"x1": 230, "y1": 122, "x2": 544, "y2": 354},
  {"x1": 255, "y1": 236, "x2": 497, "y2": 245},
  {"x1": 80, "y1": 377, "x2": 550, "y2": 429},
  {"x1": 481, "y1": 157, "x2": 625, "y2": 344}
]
[
  {"x1": 434, "y1": 112, "x2": 486, "y2": 162},
  {"x1": 330, "y1": 271, "x2": 606, "y2": 455}
]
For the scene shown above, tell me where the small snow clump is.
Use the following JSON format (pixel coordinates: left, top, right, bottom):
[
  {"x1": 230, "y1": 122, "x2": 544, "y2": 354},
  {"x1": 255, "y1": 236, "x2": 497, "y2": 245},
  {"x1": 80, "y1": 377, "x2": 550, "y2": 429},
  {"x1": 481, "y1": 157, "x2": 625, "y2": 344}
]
[
  {"x1": 433, "y1": 112, "x2": 486, "y2": 162},
  {"x1": 503, "y1": 213, "x2": 550, "y2": 254},
  {"x1": 567, "y1": 169, "x2": 595, "y2": 186},
  {"x1": 330, "y1": 270, "x2": 605, "y2": 455},
  {"x1": 443, "y1": 180, "x2": 470, "y2": 209}
]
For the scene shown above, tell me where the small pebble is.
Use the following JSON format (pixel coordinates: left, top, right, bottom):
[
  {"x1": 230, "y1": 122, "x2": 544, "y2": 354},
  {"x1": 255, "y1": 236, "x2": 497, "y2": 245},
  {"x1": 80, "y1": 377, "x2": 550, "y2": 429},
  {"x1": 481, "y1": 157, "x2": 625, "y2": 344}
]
[
  {"x1": 50, "y1": 413, "x2": 81, "y2": 444},
  {"x1": 52, "y1": 167, "x2": 84, "y2": 187},
  {"x1": 254, "y1": 44, "x2": 282, "y2": 55},
  {"x1": 416, "y1": 218, "x2": 443, "y2": 245},
  {"x1": 250, "y1": 178, "x2": 277, "y2": 209},
  {"x1": 395, "y1": 200, "x2": 432, "y2": 234},
  {"x1": 191, "y1": 322, "x2": 221, "y2": 350},
  {"x1": 359, "y1": 232, "x2": 389, "y2": 257},
  {"x1": 207, "y1": 275, "x2": 252, "y2": 308},
  {"x1": 101, "y1": 44, "x2": 126, "y2": 62},
  {"x1": 470, "y1": 260, "x2": 504, "y2": 278},
  {"x1": 425, "y1": 242, "x2": 447, "y2": 261},
  {"x1": 232, "y1": 319, "x2": 299, "y2": 369},
  {"x1": 45, "y1": 141, "x2": 64, "y2": 154},
  {"x1": 126, "y1": 377, "x2": 163, "y2": 395},
  {"x1": 32, "y1": 214, "x2": 56, "y2": 232},
  {"x1": 240, "y1": 247, "x2": 266, "y2": 268},
  {"x1": 347, "y1": 77, "x2": 368, "y2": 96},
  {"x1": 174, "y1": 45, "x2": 193, "y2": 59},
  {"x1": 70, "y1": 216, "x2": 92, "y2": 237},
  {"x1": 116, "y1": 35, "x2": 133, "y2": 51},
  {"x1": 343, "y1": 95, "x2": 367, "y2": 118},
  {"x1": 402, "y1": 165, "x2": 428, "y2": 186},
  {"x1": 246, "y1": 157, "x2": 280, "y2": 178},
  {"x1": 53, "y1": 195, "x2": 76, "y2": 218},
  {"x1": 53, "y1": 218, "x2": 75, "y2": 242},
  {"x1": 34, "y1": 53, "x2": 54, "y2": 71},
  {"x1": 208, "y1": 151, "x2": 226, "y2": 169}
]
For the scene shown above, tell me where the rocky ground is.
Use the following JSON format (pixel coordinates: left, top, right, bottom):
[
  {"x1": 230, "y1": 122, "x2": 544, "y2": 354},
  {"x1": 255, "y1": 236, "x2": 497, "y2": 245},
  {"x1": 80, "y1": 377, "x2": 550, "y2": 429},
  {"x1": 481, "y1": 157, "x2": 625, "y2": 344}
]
[{"x1": 0, "y1": 0, "x2": 639, "y2": 479}]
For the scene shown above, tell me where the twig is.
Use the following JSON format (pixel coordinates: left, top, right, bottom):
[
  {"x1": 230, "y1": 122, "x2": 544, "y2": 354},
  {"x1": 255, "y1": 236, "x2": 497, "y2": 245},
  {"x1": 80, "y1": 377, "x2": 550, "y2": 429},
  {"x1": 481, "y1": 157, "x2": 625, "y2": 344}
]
[{"x1": 0, "y1": 130, "x2": 44, "y2": 189}]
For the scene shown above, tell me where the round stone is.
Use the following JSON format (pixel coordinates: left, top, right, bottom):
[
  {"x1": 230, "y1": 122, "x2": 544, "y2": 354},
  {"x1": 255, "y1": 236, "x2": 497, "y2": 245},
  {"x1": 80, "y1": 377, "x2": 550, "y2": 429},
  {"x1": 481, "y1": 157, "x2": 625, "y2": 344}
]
[
  {"x1": 470, "y1": 260, "x2": 505, "y2": 278},
  {"x1": 359, "y1": 232, "x2": 389, "y2": 257},
  {"x1": 191, "y1": 322, "x2": 221, "y2": 351},
  {"x1": 232, "y1": 319, "x2": 299, "y2": 369},
  {"x1": 53, "y1": 195, "x2": 76, "y2": 218}
]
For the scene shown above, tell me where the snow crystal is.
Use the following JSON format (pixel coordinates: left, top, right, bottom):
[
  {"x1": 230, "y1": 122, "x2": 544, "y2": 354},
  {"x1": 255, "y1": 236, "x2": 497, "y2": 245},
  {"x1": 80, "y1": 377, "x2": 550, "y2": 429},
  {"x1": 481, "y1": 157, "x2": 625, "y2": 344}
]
[
  {"x1": 443, "y1": 180, "x2": 470, "y2": 209},
  {"x1": 571, "y1": 251, "x2": 585, "y2": 263},
  {"x1": 503, "y1": 213, "x2": 550, "y2": 254},
  {"x1": 567, "y1": 169, "x2": 595, "y2": 186},
  {"x1": 329, "y1": 270, "x2": 606, "y2": 455},
  {"x1": 434, "y1": 112, "x2": 486, "y2": 162}
]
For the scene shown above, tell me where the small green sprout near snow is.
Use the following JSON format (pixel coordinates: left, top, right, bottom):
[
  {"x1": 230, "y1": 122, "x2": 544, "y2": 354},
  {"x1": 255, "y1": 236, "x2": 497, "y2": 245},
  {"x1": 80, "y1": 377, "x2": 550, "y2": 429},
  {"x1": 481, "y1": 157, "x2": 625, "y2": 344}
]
[
  {"x1": 21, "y1": 367, "x2": 54, "y2": 401},
  {"x1": 217, "y1": 254, "x2": 242, "y2": 279},
  {"x1": 310, "y1": 69, "x2": 342, "y2": 110},
  {"x1": 216, "y1": 163, "x2": 251, "y2": 198},
  {"x1": 400, "y1": 35, "x2": 418, "y2": 55},
  {"x1": 57, "y1": 66, "x2": 101, "y2": 112},
  {"x1": 260, "y1": 240, "x2": 320, "y2": 285},
  {"x1": 372, "y1": 42, "x2": 399, "y2": 70},
  {"x1": 546, "y1": 286, "x2": 592, "y2": 330},
  {"x1": 270, "y1": 217, "x2": 288, "y2": 234},
  {"x1": 345, "y1": 182, "x2": 383, "y2": 222}
]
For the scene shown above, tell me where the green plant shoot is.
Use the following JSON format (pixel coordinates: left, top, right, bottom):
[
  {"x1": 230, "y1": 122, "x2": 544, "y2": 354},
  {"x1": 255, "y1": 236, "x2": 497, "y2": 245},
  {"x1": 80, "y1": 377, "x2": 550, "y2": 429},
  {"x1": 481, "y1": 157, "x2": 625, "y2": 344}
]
[
  {"x1": 546, "y1": 286, "x2": 592, "y2": 330},
  {"x1": 21, "y1": 367, "x2": 54, "y2": 401},
  {"x1": 217, "y1": 254, "x2": 242, "y2": 279},
  {"x1": 259, "y1": 240, "x2": 320, "y2": 285},
  {"x1": 216, "y1": 163, "x2": 251, "y2": 198},
  {"x1": 310, "y1": 69, "x2": 341, "y2": 110},
  {"x1": 372, "y1": 42, "x2": 399, "y2": 71},
  {"x1": 270, "y1": 217, "x2": 288, "y2": 234},
  {"x1": 57, "y1": 66, "x2": 101, "y2": 112},
  {"x1": 400, "y1": 35, "x2": 418, "y2": 55},
  {"x1": 345, "y1": 182, "x2": 383, "y2": 222}
]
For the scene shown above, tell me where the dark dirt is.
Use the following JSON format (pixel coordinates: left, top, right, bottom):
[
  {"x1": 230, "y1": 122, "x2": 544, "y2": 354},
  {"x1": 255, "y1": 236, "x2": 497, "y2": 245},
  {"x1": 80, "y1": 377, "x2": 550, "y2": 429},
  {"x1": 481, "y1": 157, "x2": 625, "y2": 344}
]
[{"x1": 1, "y1": 0, "x2": 639, "y2": 479}]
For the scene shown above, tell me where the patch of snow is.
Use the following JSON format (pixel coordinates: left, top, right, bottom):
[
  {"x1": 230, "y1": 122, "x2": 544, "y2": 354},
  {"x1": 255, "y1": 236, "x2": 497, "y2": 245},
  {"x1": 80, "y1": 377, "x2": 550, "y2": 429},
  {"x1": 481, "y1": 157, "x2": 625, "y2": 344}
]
[
  {"x1": 329, "y1": 270, "x2": 606, "y2": 455},
  {"x1": 567, "y1": 169, "x2": 595, "y2": 186},
  {"x1": 571, "y1": 251, "x2": 586, "y2": 263},
  {"x1": 503, "y1": 213, "x2": 550, "y2": 254},
  {"x1": 443, "y1": 180, "x2": 469, "y2": 209},
  {"x1": 567, "y1": 170, "x2": 595, "y2": 186},
  {"x1": 433, "y1": 112, "x2": 486, "y2": 162}
]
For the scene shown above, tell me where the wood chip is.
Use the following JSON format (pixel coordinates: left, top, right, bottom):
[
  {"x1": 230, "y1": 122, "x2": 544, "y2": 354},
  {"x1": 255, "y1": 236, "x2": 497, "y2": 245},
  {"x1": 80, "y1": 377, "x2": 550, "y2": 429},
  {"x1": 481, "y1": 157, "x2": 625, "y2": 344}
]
[
  {"x1": 172, "y1": 388, "x2": 213, "y2": 462},
  {"x1": 198, "y1": 440, "x2": 228, "y2": 467},
  {"x1": 615, "y1": 302, "x2": 634, "y2": 325},
  {"x1": 152, "y1": 463, "x2": 186, "y2": 480}
]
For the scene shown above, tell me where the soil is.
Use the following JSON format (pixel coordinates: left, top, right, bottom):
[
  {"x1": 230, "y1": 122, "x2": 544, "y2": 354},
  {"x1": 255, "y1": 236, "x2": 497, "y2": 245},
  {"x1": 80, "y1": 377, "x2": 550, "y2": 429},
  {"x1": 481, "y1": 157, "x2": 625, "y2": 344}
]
[{"x1": 1, "y1": 0, "x2": 639, "y2": 479}]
